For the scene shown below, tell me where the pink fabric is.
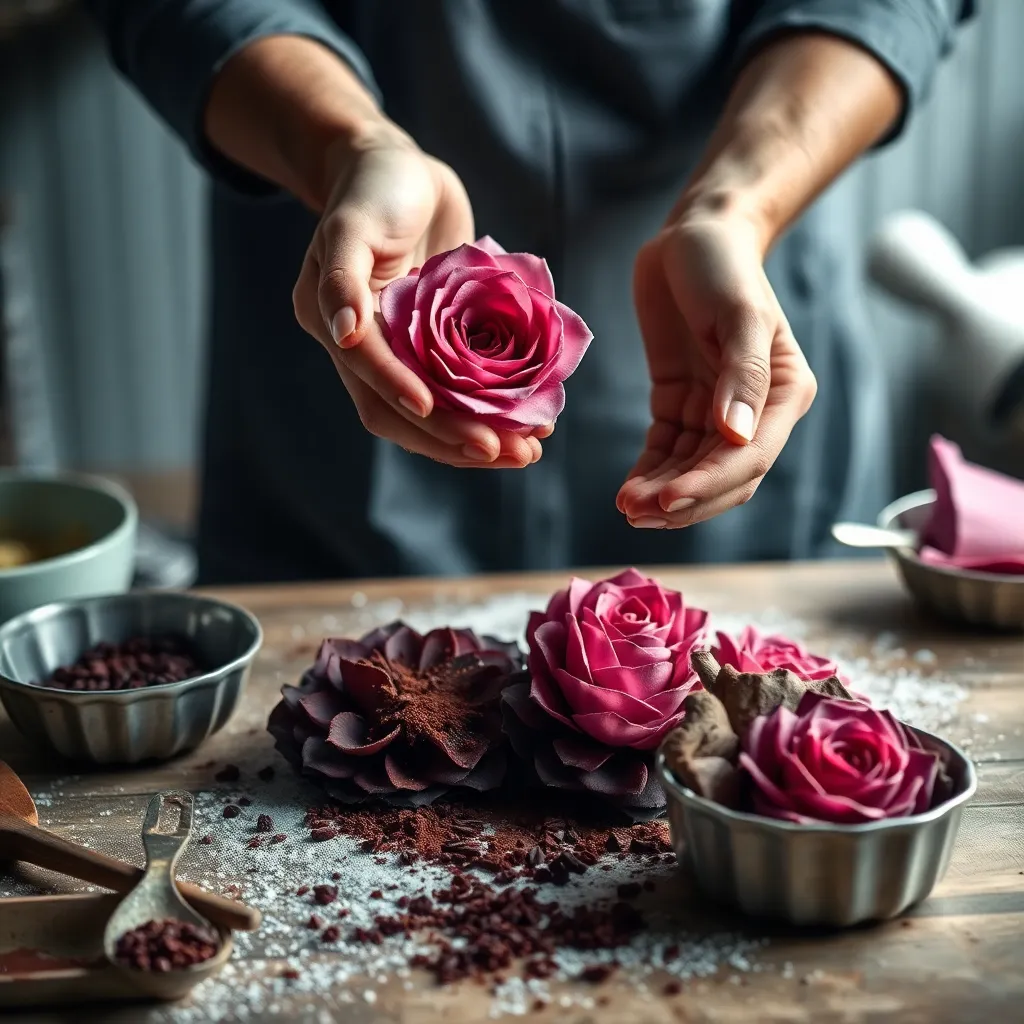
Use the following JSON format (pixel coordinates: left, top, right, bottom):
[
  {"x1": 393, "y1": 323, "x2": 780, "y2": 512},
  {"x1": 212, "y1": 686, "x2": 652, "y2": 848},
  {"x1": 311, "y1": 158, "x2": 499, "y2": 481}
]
[
  {"x1": 739, "y1": 691, "x2": 940, "y2": 825},
  {"x1": 525, "y1": 568, "x2": 709, "y2": 750},
  {"x1": 380, "y1": 237, "x2": 592, "y2": 432},
  {"x1": 919, "y1": 435, "x2": 1024, "y2": 575}
]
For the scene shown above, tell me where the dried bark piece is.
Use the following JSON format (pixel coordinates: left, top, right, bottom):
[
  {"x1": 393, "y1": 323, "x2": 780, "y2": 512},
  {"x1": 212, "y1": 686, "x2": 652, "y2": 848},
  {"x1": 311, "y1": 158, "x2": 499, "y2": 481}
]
[
  {"x1": 692, "y1": 649, "x2": 852, "y2": 738},
  {"x1": 659, "y1": 691, "x2": 741, "y2": 807}
]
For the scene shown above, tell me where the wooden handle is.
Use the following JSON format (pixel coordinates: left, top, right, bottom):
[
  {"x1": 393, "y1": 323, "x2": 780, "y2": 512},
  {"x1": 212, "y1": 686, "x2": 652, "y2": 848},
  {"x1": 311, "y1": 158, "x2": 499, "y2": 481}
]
[{"x1": 0, "y1": 815, "x2": 261, "y2": 932}]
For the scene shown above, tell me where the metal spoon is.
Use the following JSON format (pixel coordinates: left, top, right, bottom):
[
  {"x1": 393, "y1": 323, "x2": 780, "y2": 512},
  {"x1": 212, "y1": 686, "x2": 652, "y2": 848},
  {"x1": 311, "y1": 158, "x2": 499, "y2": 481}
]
[
  {"x1": 103, "y1": 791, "x2": 232, "y2": 1000},
  {"x1": 0, "y1": 761, "x2": 259, "y2": 933},
  {"x1": 831, "y1": 522, "x2": 918, "y2": 550}
]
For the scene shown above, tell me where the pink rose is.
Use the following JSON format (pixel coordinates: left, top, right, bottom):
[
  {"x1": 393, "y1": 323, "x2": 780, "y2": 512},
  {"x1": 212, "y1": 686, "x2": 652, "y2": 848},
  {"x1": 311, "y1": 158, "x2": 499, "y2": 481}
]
[
  {"x1": 713, "y1": 627, "x2": 839, "y2": 682},
  {"x1": 501, "y1": 569, "x2": 708, "y2": 815},
  {"x1": 379, "y1": 236, "x2": 592, "y2": 432},
  {"x1": 739, "y1": 691, "x2": 940, "y2": 825}
]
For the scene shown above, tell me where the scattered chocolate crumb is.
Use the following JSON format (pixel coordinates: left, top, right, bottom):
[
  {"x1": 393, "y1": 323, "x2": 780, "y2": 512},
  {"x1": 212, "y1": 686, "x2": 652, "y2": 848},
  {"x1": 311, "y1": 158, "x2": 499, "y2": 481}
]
[
  {"x1": 270, "y1": 833, "x2": 287, "y2": 844},
  {"x1": 295, "y1": 885, "x2": 310, "y2": 896},
  {"x1": 321, "y1": 926, "x2": 340, "y2": 943},
  {"x1": 580, "y1": 963, "x2": 616, "y2": 983},
  {"x1": 310, "y1": 826, "x2": 338, "y2": 841},
  {"x1": 199, "y1": 835, "x2": 213, "y2": 845},
  {"x1": 282, "y1": 968, "x2": 300, "y2": 980},
  {"x1": 214, "y1": 764, "x2": 240, "y2": 783},
  {"x1": 663, "y1": 979, "x2": 682, "y2": 995},
  {"x1": 222, "y1": 805, "x2": 240, "y2": 819},
  {"x1": 331, "y1": 871, "x2": 342, "y2": 881},
  {"x1": 306, "y1": 915, "x2": 324, "y2": 930},
  {"x1": 369, "y1": 889, "x2": 383, "y2": 899},
  {"x1": 313, "y1": 885, "x2": 338, "y2": 906},
  {"x1": 246, "y1": 837, "x2": 262, "y2": 849},
  {"x1": 256, "y1": 814, "x2": 274, "y2": 833}
]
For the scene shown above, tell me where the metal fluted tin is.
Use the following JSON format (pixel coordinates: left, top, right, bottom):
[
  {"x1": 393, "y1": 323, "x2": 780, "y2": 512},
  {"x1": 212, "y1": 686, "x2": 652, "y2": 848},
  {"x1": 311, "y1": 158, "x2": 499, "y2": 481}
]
[
  {"x1": 0, "y1": 592, "x2": 262, "y2": 764},
  {"x1": 657, "y1": 728, "x2": 977, "y2": 927},
  {"x1": 878, "y1": 490, "x2": 1024, "y2": 631}
]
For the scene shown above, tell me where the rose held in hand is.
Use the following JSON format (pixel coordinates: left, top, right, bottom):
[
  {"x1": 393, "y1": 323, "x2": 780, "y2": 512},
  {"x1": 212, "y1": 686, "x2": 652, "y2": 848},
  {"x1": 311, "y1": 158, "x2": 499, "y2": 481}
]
[
  {"x1": 740, "y1": 692, "x2": 940, "y2": 825},
  {"x1": 380, "y1": 237, "x2": 592, "y2": 432},
  {"x1": 501, "y1": 568, "x2": 708, "y2": 815}
]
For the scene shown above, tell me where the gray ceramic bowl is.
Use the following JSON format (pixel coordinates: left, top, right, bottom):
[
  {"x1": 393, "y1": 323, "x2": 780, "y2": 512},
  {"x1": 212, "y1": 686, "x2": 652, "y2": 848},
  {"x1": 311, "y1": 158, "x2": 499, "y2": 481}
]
[
  {"x1": 878, "y1": 489, "x2": 1024, "y2": 630},
  {"x1": 0, "y1": 591, "x2": 262, "y2": 764},
  {"x1": 657, "y1": 727, "x2": 976, "y2": 927},
  {"x1": 0, "y1": 472, "x2": 137, "y2": 626}
]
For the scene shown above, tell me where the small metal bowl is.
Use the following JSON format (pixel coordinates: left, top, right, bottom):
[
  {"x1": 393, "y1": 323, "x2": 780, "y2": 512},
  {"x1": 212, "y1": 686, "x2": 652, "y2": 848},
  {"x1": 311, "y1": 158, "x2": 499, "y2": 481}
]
[
  {"x1": 657, "y1": 727, "x2": 976, "y2": 927},
  {"x1": 878, "y1": 489, "x2": 1024, "y2": 630},
  {"x1": 0, "y1": 592, "x2": 262, "y2": 764}
]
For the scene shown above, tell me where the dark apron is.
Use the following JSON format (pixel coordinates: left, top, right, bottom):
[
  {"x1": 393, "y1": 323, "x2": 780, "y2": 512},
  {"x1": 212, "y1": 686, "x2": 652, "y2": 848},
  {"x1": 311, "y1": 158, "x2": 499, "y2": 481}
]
[{"x1": 197, "y1": 0, "x2": 890, "y2": 583}]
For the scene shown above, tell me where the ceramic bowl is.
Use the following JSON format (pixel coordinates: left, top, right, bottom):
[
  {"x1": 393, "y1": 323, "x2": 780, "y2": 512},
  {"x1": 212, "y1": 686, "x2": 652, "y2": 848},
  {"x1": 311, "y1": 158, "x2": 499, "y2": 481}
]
[
  {"x1": 0, "y1": 472, "x2": 137, "y2": 626},
  {"x1": 878, "y1": 490, "x2": 1024, "y2": 630},
  {"x1": 0, "y1": 591, "x2": 262, "y2": 764}
]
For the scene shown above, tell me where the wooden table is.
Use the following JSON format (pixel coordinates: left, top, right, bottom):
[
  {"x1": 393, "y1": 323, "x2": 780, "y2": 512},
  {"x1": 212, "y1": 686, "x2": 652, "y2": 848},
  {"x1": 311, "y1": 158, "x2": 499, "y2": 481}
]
[{"x1": 2, "y1": 560, "x2": 1023, "y2": 1023}]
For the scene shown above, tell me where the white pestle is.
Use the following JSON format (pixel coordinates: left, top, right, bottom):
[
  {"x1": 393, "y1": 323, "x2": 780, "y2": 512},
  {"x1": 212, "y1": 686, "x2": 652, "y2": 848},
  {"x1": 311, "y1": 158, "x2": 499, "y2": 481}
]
[{"x1": 867, "y1": 210, "x2": 1024, "y2": 438}]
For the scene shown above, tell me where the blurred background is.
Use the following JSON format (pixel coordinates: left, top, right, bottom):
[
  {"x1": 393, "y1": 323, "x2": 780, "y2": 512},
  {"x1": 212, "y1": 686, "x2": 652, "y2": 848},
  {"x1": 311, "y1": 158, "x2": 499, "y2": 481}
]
[{"x1": 1, "y1": 0, "x2": 1023, "y2": 585}]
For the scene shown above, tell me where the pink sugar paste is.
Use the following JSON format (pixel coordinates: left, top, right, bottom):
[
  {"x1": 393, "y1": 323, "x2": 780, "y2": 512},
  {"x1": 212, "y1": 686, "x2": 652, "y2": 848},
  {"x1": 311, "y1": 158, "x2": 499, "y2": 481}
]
[{"x1": 919, "y1": 435, "x2": 1024, "y2": 575}]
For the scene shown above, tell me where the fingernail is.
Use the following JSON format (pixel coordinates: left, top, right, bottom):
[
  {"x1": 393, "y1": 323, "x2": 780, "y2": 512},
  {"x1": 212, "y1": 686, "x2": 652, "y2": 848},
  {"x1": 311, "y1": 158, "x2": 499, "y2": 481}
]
[
  {"x1": 399, "y1": 396, "x2": 428, "y2": 418},
  {"x1": 725, "y1": 401, "x2": 755, "y2": 442},
  {"x1": 666, "y1": 497, "x2": 696, "y2": 513},
  {"x1": 462, "y1": 444, "x2": 493, "y2": 462},
  {"x1": 331, "y1": 306, "x2": 357, "y2": 346},
  {"x1": 630, "y1": 516, "x2": 668, "y2": 529}
]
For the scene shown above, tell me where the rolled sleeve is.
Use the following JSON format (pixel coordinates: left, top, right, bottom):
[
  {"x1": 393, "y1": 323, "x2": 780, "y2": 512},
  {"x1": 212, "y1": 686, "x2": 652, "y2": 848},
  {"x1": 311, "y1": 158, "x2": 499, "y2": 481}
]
[
  {"x1": 735, "y1": 1, "x2": 976, "y2": 145},
  {"x1": 84, "y1": 0, "x2": 380, "y2": 195}
]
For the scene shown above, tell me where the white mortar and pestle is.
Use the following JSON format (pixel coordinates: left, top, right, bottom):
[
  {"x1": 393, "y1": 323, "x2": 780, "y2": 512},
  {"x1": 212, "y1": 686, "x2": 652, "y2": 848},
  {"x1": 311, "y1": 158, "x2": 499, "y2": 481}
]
[{"x1": 867, "y1": 210, "x2": 1024, "y2": 443}]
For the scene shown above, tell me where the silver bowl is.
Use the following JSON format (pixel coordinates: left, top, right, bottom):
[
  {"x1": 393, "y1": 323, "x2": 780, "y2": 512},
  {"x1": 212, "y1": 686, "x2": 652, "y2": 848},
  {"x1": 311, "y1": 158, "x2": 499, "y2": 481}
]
[
  {"x1": 0, "y1": 592, "x2": 262, "y2": 764},
  {"x1": 657, "y1": 727, "x2": 976, "y2": 927},
  {"x1": 879, "y1": 489, "x2": 1024, "y2": 630}
]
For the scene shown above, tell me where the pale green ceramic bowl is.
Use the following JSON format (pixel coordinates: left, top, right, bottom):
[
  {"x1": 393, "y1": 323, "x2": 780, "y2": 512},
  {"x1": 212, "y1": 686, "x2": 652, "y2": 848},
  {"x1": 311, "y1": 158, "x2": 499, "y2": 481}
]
[{"x1": 0, "y1": 472, "x2": 137, "y2": 625}]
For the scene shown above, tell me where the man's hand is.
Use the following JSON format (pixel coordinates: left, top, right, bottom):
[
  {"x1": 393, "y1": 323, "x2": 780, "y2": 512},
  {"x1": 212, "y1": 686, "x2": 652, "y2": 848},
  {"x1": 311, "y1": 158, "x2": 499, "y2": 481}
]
[
  {"x1": 620, "y1": 31, "x2": 903, "y2": 529},
  {"x1": 293, "y1": 126, "x2": 543, "y2": 468},
  {"x1": 206, "y1": 36, "x2": 545, "y2": 469},
  {"x1": 617, "y1": 213, "x2": 816, "y2": 528}
]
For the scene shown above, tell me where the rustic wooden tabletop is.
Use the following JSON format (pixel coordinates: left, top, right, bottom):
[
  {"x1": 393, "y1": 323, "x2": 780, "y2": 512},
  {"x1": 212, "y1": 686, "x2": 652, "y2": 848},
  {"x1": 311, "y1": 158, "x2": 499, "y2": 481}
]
[{"x1": 2, "y1": 560, "x2": 1023, "y2": 1023}]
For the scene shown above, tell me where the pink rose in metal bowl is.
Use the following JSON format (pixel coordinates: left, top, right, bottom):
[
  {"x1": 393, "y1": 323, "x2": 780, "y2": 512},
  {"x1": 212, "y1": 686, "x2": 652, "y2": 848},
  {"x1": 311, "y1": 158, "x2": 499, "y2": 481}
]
[
  {"x1": 739, "y1": 692, "x2": 942, "y2": 825},
  {"x1": 379, "y1": 237, "x2": 592, "y2": 432}
]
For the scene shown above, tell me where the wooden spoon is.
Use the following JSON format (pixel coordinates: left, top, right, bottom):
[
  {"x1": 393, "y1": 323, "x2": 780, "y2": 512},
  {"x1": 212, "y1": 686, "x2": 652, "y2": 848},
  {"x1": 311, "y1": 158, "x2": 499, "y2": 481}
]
[{"x1": 0, "y1": 760, "x2": 261, "y2": 932}]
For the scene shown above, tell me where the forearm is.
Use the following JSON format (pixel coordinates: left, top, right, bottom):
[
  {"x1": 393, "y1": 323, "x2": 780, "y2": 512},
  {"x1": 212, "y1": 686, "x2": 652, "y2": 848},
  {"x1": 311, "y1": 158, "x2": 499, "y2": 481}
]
[
  {"x1": 203, "y1": 35, "x2": 393, "y2": 211},
  {"x1": 676, "y1": 32, "x2": 902, "y2": 253}
]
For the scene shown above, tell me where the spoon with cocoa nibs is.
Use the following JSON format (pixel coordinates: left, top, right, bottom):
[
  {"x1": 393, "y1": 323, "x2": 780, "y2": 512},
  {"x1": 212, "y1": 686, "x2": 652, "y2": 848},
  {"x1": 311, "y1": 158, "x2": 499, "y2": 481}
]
[{"x1": 103, "y1": 791, "x2": 233, "y2": 1000}]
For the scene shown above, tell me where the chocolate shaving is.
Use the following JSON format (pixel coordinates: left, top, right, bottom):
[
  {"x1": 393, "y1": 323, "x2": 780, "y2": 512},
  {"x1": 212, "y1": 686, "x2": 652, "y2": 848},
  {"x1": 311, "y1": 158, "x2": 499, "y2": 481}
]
[
  {"x1": 692, "y1": 650, "x2": 852, "y2": 738},
  {"x1": 659, "y1": 691, "x2": 741, "y2": 806}
]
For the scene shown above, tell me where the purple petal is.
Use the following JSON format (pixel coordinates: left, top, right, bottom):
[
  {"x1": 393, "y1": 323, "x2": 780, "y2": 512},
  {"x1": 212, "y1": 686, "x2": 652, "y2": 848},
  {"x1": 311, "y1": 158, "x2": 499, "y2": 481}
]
[
  {"x1": 298, "y1": 688, "x2": 348, "y2": 729},
  {"x1": 327, "y1": 711, "x2": 400, "y2": 755},
  {"x1": 552, "y1": 734, "x2": 613, "y2": 772},
  {"x1": 578, "y1": 756, "x2": 649, "y2": 798},
  {"x1": 339, "y1": 660, "x2": 394, "y2": 716},
  {"x1": 384, "y1": 750, "x2": 430, "y2": 791},
  {"x1": 302, "y1": 737, "x2": 356, "y2": 779}
]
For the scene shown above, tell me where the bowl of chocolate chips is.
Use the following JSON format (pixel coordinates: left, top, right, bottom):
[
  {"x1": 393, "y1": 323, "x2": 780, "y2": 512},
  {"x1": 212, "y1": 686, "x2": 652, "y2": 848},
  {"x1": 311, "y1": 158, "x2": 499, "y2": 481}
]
[{"x1": 0, "y1": 591, "x2": 262, "y2": 763}]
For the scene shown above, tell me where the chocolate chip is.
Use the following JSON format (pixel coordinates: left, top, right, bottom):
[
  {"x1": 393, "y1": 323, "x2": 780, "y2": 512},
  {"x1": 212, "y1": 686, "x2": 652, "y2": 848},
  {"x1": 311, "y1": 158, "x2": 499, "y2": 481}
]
[
  {"x1": 256, "y1": 814, "x2": 274, "y2": 833},
  {"x1": 222, "y1": 805, "x2": 240, "y2": 819}
]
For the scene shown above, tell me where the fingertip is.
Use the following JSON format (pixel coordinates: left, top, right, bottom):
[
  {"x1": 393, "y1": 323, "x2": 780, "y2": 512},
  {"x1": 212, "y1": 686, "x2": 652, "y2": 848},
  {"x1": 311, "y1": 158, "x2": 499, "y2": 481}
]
[
  {"x1": 330, "y1": 306, "x2": 358, "y2": 347},
  {"x1": 719, "y1": 400, "x2": 755, "y2": 444}
]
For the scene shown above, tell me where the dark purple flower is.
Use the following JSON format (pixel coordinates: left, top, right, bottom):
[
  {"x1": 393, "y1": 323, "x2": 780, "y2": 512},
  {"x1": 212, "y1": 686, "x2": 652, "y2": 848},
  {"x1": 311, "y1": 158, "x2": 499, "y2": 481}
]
[{"x1": 268, "y1": 622, "x2": 526, "y2": 807}]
